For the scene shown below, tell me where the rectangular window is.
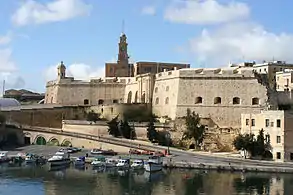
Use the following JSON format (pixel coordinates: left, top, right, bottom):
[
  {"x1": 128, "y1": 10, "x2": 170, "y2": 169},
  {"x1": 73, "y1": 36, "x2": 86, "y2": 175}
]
[
  {"x1": 277, "y1": 152, "x2": 281, "y2": 159},
  {"x1": 277, "y1": 136, "x2": 281, "y2": 143},
  {"x1": 246, "y1": 119, "x2": 249, "y2": 126},
  {"x1": 251, "y1": 119, "x2": 255, "y2": 126},
  {"x1": 290, "y1": 153, "x2": 293, "y2": 161},
  {"x1": 270, "y1": 122, "x2": 274, "y2": 127},
  {"x1": 265, "y1": 119, "x2": 269, "y2": 127},
  {"x1": 277, "y1": 119, "x2": 281, "y2": 127}
]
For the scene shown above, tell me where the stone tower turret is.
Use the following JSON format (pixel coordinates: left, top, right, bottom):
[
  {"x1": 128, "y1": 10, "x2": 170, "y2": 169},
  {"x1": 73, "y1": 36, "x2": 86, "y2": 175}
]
[{"x1": 57, "y1": 61, "x2": 66, "y2": 79}]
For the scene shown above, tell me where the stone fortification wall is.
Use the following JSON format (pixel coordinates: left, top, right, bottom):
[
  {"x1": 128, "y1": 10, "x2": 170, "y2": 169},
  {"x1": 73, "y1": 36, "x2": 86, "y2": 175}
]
[
  {"x1": 45, "y1": 77, "x2": 129, "y2": 105},
  {"x1": 153, "y1": 67, "x2": 273, "y2": 128},
  {"x1": 2, "y1": 106, "x2": 87, "y2": 128},
  {"x1": 62, "y1": 120, "x2": 171, "y2": 140},
  {"x1": 89, "y1": 103, "x2": 151, "y2": 121}
]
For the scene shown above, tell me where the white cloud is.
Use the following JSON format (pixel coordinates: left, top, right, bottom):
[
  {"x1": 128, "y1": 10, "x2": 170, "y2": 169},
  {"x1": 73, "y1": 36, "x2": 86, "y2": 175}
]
[
  {"x1": 0, "y1": 49, "x2": 17, "y2": 72},
  {"x1": 12, "y1": 0, "x2": 92, "y2": 26},
  {"x1": 45, "y1": 62, "x2": 105, "y2": 81},
  {"x1": 164, "y1": 0, "x2": 250, "y2": 25},
  {"x1": 0, "y1": 33, "x2": 11, "y2": 45},
  {"x1": 142, "y1": 6, "x2": 156, "y2": 15},
  {"x1": 189, "y1": 22, "x2": 293, "y2": 65}
]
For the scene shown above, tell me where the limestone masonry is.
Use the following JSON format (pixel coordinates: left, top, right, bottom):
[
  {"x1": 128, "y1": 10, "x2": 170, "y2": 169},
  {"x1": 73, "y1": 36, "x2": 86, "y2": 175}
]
[{"x1": 45, "y1": 33, "x2": 293, "y2": 129}]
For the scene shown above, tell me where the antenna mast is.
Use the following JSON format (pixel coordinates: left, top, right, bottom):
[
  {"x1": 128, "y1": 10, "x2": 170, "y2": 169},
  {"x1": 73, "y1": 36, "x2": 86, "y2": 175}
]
[{"x1": 122, "y1": 20, "x2": 125, "y2": 34}]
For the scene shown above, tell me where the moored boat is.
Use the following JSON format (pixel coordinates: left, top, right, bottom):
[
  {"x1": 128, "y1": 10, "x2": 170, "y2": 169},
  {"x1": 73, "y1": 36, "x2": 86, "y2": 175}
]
[
  {"x1": 131, "y1": 159, "x2": 144, "y2": 170},
  {"x1": 91, "y1": 156, "x2": 106, "y2": 167},
  {"x1": 105, "y1": 158, "x2": 117, "y2": 168},
  {"x1": 116, "y1": 158, "x2": 130, "y2": 169},
  {"x1": 0, "y1": 151, "x2": 9, "y2": 163},
  {"x1": 74, "y1": 156, "x2": 85, "y2": 166},
  {"x1": 144, "y1": 156, "x2": 163, "y2": 172},
  {"x1": 25, "y1": 154, "x2": 36, "y2": 163},
  {"x1": 48, "y1": 152, "x2": 71, "y2": 167}
]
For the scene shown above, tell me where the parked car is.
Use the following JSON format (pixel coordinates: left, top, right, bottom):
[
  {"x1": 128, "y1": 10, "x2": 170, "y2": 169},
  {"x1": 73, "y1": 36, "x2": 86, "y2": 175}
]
[
  {"x1": 102, "y1": 149, "x2": 117, "y2": 156},
  {"x1": 141, "y1": 150, "x2": 154, "y2": 155},
  {"x1": 154, "y1": 151, "x2": 165, "y2": 157},
  {"x1": 129, "y1": 149, "x2": 141, "y2": 155}
]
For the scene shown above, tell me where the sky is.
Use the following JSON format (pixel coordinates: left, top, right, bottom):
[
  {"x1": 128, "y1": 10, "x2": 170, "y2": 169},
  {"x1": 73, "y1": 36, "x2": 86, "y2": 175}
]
[{"x1": 1, "y1": 0, "x2": 293, "y2": 93}]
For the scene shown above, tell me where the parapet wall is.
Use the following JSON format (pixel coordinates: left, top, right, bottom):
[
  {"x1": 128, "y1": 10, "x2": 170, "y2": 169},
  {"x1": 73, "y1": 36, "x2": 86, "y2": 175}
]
[
  {"x1": 155, "y1": 67, "x2": 255, "y2": 80},
  {"x1": 2, "y1": 106, "x2": 87, "y2": 128}
]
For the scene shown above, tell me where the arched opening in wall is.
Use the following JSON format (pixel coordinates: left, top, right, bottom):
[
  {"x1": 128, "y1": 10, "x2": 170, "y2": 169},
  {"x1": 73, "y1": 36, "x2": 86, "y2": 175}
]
[
  {"x1": 141, "y1": 93, "x2": 146, "y2": 103},
  {"x1": 48, "y1": 138, "x2": 60, "y2": 146},
  {"x1": 24, "y1": 133, "x2": 31, "y2": 145},
  {"x1": 35, "y1": 136, "x2": 46, "y2": 145},
  {"x1": 84, "y1": 99, "x2": 89, "y2": 105},
  {"x1": 51, "y1": 97, "x2": 53, "y2": 103},
  {"x1": 98, "y1": 99, "x2": 104, "y2": 105},
  {"x1": 127, "y1": 91, "x2": 132, "y2": 103},
  {"x1": 252, "y1": 97, "x2": 260, "y2": 105},
  {"x1": 214, "y1": 97, "x2": 221, "y2": 104},
  {"x1": 155, "y1": 87, "x2": 158, "y2": 93},
  {"x1": 233, "y1": 97, "x2": 240, "y2": 105},
  {"x1": 155, "y1": 97, "x2": 159, "y2": 105},
  {"x1": 113, "y1": 99, "x2": 118, "y2": 103},
  {"x1": 166, "y1": 86, "x2": 169, "y2": 91},
  {"x1": 195, "y1": 97, "x2": 203, "y2": 104},
  {"x1": 165, "y1": 97, "x2": 169, "y2": 104},
  {"x1": 61, "y1": 139, "x2": 72, "y2": 147},
  {"x1": 134, "y1": 91, "x2": 138, "y2": 103},
  {"x1": 189, "y1": 144, "x2": 195, "y2": 149},
  {"x1": 110, "y1": 107, "x2": 114, "y2": 114}
]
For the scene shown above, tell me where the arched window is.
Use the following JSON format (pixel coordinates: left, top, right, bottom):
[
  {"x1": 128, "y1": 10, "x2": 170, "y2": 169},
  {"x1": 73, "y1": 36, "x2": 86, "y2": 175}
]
[
  {"x1": 155, "y1": 87, "x2": 158, "y2": 93},
  {"x1": 127, "y1": 91, "x2": 132, "y2": 103},
  {"x1": 252, "y1": 97, "x2": 259, "y2": 105},
  {"x1": 214, "y1": 97, "x2": 221, "y2": 104},
  {"x1": 195, "y1": 97, "x2": 203, "y2": 104},
  {"x1": 98, "y1": 99, "x2": 104, "y2": 105},
  {"x1": 166, "y1": 86, "x2": 169, "y2": 91},
  {"x1": 165, "y1": 97, "x2": 169, "y2": 104},
  {"x1": 155, "y1": 98, "x2": 159, "y2": 105},
  {"x1": 233, "y1": 97, "x2": 240, "y2": 105},
  {"x1": 84, "y1": 99, "x2": 89, "y2": 105}
]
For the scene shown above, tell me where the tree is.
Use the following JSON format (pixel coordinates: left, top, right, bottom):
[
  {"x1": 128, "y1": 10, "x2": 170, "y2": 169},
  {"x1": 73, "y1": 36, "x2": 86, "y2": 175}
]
[
  {"x1": 183, "y1": 109, "x2": 205, "y2": 149},
  {"x1": 86, "y1": 110, "x2": 100, "y2": 123},
  {"x1": 233, "y1": 130, "x2": 272, "y2": 159},
  {"x1": 107, "y1": 116, "x2": 120, "y2": 137},
  {"x1": 146, "y1": 117, "x2": 157, "y2": 142},
  {"x1": 120, "y1": 120, "x2": 136, "y2": 139}
]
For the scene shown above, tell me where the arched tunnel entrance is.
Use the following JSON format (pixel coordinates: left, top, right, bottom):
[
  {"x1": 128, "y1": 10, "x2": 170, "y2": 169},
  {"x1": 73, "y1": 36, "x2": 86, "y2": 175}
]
[
  {"x1": 47, "y1": 138, "x2": 60, "y2": 146},
  {"x1": 24, "y1": 133, "x2": 31, "y2": 145},
  {"x1": 61, "y1": 140, "x2": 72, "y2": 147},
  {"x1": 35, "y1": 136, "x2": 46, "y2": 145}
]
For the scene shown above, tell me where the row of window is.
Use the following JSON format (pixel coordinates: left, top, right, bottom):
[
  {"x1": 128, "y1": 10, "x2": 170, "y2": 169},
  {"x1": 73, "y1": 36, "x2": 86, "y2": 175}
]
[
  {"x1": 155, "y1": 97, "x2": 169, "y2": 105},
  {"x1": 83, "y1": 99, "x2": 119, "y2": 105},
  {"x1": 245, "y1": 118, "x2": 281, "y2": 128},
  {"x1": 195, "y1": 97, "x2": 260, "y2": 105}
]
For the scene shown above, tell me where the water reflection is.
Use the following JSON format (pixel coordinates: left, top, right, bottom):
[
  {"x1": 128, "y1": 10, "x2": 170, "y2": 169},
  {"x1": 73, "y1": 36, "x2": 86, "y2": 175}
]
[{"x1": 1, "y1": 165, "x2": 293, "y2": 195}]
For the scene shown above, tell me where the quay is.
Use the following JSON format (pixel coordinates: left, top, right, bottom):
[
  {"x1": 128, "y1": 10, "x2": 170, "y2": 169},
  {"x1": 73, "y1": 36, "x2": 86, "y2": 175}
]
[{"x1": 163, "y1": 158, "x2": 293, "y2": 174}]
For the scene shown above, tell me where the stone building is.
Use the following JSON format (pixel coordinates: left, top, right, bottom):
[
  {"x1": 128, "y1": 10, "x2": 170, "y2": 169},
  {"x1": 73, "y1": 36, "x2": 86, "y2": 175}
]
[
  {"x1": 45, "y1": 32, "x2": 293, "y2": 129},
  {"x1": 241, "y1": 110, "x2": 293, "y2": 162}
]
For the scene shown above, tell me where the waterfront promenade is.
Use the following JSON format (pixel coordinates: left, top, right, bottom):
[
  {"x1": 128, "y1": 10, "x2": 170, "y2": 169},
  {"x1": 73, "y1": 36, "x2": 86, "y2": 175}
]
[{"x1": 11, "y1": 124, "x2": 293, "y2": 173}]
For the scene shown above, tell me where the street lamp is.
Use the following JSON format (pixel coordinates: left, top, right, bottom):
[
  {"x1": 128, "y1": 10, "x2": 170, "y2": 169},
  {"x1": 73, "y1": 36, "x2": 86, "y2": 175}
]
[{"x1": 165, "y1": 132, "x2": 171, "y2": 155}]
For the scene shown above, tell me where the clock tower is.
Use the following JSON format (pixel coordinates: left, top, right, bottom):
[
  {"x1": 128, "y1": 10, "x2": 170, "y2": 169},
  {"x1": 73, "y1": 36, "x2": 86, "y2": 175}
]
[{"x1": 117, "y1": 33, "x2": 129, "y2": 64}]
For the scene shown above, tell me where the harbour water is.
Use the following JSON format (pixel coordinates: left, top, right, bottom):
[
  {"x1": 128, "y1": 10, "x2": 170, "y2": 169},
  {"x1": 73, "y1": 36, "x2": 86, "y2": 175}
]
[{"x1": 0, "y1": 164, "x2": 292, "y2": 195}]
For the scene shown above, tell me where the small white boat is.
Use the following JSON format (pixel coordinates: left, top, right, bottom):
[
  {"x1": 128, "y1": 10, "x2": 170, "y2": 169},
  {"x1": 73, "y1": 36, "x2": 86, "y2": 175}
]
[
  {"x1": 0, "y1": 151, "x2": 9, "y2": 163},
  {"x1": 105, "y1": 158, "x2": 117, "y2": 168},
  {"x1": 144, "y1": 156, "x2": 163, "y2": 172},
  {"x1": 91, "y1": 156, "x2": 106, "y2": 167},
  {"x1": 25, "y1": 154, "x2": 36, "y2": 163},
  {"x1": 131, "y1": 159, "x2": 144, "y2": 170},
  {"x1": 116, "y1": 159, "x2": 130, "y2": 169},
  {"x1": 48, "y1": 152, "x2": 70, "y2": 167},
  {"x1": 74, "y1": 156, "x2": 85, "y2": 166}
]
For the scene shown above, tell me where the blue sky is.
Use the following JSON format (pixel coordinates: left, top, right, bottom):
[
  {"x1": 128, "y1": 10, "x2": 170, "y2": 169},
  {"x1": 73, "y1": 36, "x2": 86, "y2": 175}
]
[{"x1": 0, "y1": 0, "x2": 293, "y2": 93}]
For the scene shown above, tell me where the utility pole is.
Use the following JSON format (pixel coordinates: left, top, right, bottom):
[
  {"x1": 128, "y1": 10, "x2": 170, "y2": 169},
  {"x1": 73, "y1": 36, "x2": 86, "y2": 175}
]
[{"x1": 2, "y1": 80, "x2": 5, "y2": 98}]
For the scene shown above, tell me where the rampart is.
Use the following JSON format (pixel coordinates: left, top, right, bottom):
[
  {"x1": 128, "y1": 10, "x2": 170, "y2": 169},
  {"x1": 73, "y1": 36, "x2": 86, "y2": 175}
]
[{"x1": 2, "y1": 105, "x2": 87, "y2": 128}]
